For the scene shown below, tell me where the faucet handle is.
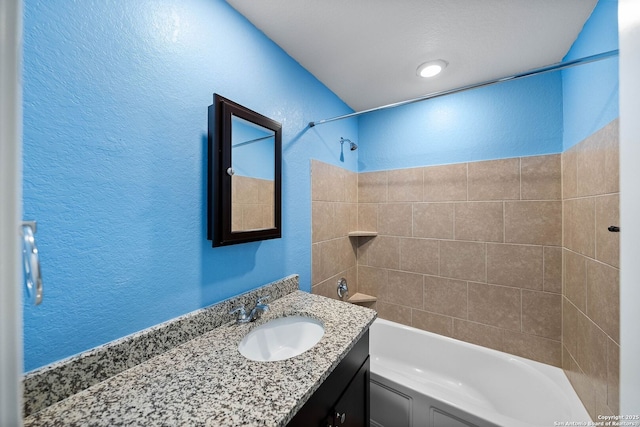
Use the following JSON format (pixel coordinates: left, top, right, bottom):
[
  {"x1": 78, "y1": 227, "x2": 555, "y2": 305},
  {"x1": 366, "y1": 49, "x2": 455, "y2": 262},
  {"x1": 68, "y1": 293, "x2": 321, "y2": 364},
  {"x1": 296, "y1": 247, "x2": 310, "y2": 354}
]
[
  {"x1": 257, "y1": 294, "x2": 270, "y2": 305},
  {"x1": 229, "y1": 305, "x2": 249, "y2": 323}
]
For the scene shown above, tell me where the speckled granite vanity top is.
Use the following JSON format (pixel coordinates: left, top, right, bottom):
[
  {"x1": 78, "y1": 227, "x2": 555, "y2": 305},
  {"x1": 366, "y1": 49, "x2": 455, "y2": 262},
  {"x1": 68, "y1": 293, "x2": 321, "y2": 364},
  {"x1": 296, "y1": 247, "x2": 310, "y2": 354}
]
[{"x1": 24, "y1": 290, "x2": 376, "y2": 427}]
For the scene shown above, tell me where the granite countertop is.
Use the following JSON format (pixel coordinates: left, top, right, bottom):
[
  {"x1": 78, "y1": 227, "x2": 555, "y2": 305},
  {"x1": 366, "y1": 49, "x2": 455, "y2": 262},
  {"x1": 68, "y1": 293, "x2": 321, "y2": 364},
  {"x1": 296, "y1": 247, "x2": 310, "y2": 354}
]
[{"x1": 24, "y1": 291, "x2": 376, "y2": 427}]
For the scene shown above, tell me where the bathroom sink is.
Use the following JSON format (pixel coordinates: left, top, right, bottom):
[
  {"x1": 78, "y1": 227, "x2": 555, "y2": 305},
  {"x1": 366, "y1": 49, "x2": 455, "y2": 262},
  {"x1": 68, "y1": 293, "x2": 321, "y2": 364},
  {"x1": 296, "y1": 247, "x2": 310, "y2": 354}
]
[{"x1": 238, "y1": 316, "x2": 324, "y2": 362}]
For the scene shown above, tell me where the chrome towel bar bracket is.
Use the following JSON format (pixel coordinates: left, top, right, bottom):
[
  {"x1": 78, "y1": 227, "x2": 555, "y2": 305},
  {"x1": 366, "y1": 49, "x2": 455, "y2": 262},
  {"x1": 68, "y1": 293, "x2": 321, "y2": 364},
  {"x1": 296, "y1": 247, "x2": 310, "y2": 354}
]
[{"x1": 21, "y1": 221, "x2": 43, "y2": 305}]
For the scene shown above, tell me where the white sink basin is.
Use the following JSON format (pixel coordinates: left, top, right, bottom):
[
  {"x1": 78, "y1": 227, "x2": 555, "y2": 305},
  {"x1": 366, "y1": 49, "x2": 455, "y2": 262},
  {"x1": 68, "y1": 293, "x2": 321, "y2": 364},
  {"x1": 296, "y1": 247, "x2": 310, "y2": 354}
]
[{"x1": 238, "y1": 316, "x2": 325, "y2": 362}]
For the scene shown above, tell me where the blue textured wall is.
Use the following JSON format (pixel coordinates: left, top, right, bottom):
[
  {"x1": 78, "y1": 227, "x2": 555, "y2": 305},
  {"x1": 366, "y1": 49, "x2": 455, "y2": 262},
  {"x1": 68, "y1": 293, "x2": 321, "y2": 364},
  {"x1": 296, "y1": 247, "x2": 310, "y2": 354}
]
[
  {"x1": 562, "y1": 0, "x2": 619, "y2": 150},
  {"x1": 357, "y1": 73, "x2": 564, "y2": 172},
  {"x1": 22, "y1": 0, "x2": 357, "y2": 371}
]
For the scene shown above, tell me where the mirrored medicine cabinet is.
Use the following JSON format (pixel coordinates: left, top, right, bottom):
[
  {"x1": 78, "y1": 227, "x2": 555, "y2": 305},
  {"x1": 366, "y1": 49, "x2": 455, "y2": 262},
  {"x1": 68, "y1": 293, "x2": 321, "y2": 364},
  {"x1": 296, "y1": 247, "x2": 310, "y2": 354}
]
[{"x1": 207, "y1": 94, "x2": 282, "y2": 247}]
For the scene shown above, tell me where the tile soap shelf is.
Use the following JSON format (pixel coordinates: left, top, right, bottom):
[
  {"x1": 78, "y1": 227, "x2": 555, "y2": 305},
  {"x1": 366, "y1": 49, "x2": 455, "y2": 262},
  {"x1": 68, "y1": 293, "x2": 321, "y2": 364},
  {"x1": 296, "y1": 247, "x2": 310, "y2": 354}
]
[
  {"x1": 347, "y1": 231, "x2": 378, "y2": 237},
  {"x1": 347, "y1": 293, "x2": 377, "y2": 304}
]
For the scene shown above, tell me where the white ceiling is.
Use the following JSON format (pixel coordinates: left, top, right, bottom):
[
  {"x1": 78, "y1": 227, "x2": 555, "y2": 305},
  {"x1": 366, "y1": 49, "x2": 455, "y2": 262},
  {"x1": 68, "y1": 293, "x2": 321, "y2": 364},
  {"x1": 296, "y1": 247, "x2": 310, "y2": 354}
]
[{"x1": 226, "y1": 0, "x2": 597, "y2": 111}]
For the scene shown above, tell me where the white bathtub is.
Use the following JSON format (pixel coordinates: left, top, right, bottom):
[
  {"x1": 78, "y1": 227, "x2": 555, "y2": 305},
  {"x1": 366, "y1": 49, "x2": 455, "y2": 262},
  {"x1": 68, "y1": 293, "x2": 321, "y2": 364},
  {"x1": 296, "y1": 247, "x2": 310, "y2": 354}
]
[{"x1": 369, "y1": 318, "x2": 591, "y2": 427}]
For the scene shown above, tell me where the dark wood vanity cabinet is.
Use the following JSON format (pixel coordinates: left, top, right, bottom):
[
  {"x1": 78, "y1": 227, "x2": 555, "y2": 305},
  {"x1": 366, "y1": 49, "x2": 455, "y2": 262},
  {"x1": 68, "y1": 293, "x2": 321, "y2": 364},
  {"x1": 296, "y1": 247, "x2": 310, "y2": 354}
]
[
  {"x1": 329, "y1": 357, "x2": 369, "y2": 427},
  {"x1": 287, "y1": 331, "x2": 370, "y2": 427}
]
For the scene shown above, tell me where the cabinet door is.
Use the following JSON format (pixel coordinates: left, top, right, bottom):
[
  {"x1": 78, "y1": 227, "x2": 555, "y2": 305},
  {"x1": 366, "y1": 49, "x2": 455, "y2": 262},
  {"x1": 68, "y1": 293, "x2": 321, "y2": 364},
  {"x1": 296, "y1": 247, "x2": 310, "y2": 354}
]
[
  {"x1": 331, "y1": 356, "x2": 370, "y2": 427},
  {"x1": 287, "y1": 332, "x2": 369, "y2": 427}
]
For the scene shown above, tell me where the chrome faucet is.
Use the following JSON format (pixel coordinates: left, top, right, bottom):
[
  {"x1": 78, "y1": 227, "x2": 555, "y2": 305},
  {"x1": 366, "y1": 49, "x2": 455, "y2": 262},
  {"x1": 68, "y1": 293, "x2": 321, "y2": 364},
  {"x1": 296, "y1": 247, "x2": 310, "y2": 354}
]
[
  {"x1": 229, "y1": 295, "x2": 270, "y2": 324},
  {"x1": 251, "y1": 295, "x2": 270, "y2": 320}
]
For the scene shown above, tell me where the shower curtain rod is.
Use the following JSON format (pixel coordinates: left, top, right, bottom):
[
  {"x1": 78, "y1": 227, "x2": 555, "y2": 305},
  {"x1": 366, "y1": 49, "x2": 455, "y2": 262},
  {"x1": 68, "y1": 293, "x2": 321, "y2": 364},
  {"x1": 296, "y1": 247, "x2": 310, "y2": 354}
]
[
  {"x1": 308, "y1": 49, "x2": 619, "y2": 128},
  {"x1": 232, "y1": 134, "x2": 273, "y2": 148}
]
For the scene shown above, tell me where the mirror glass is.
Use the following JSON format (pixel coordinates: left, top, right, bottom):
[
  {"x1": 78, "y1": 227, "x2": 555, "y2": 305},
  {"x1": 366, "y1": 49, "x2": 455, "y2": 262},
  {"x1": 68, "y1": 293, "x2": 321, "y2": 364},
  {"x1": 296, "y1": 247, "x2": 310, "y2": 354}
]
[
  {"x1": 231, "y1": 115, "x2": 275, "y2": 232},
  {"x1": 207, "y1": 94, "x2": 282, "y2": 247}
]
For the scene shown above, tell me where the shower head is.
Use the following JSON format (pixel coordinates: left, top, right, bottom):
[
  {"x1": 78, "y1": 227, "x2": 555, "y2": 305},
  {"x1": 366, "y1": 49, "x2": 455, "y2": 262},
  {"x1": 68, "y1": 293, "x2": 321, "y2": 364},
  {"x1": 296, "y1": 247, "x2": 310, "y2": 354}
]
[{"x1": 340, "y1": 137, "x2": 358, "y2": 151}]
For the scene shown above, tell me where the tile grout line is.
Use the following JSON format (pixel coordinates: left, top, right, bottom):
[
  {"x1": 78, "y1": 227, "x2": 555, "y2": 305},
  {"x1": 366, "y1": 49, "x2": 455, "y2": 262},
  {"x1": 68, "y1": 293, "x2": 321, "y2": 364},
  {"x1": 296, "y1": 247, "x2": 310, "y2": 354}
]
[
  {"x1": 466, "y1": 280, "x2": 469, "y2": 321},
  {"x1": 542, "y1": 246, "x2": 546, "y2": 292},
  {"x1": 484, "y1": 242, "x2": 488, "y2": 284},
  {"x1": 583, "y1": 255, "x2": 588, "y2": 321},
  {"x1": 466, "y1": 163, "x2": 469, "y2": 202},
  {"x1": 565, "y1": 295, "x2": 619, "y2": 346},
  {"x1": 453, "y1": 203, "x2": 456, "y2": 240},
  {"x1": 503, "y1": 201, "x2": 506, "y2": 244},
  {"x1": 520, "y1": 288, "x2": 524, "y2": 333},
  {"x1": 593, "y1": 195, "x2": 598, "y2": 262},
  {"x1": 437, "y1": 239, "x2": 441, "y2": 277},
  {"x1": 519, "y1": 157, "x2": 522, "y2": 201}
]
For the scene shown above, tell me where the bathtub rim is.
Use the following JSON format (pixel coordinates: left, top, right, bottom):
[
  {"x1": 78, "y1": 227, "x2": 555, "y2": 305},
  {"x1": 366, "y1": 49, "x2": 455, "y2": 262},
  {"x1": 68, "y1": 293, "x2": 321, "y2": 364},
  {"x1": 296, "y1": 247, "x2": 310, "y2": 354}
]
[{"x1": 369, "y1": 317, "x2": 592, "y2": 427}]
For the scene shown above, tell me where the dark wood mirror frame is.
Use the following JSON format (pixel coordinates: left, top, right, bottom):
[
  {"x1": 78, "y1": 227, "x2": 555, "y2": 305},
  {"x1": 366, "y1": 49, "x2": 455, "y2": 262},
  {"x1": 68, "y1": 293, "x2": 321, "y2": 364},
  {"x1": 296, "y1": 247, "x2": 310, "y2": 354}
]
[{"x1": 207, "y1": 94, "x2": 282, "y2": 247}]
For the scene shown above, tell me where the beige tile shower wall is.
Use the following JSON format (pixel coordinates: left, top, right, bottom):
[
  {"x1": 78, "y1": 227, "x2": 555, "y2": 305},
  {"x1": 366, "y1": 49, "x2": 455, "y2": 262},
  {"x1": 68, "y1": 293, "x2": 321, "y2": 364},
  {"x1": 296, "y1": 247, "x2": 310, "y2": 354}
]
[
  {"x1": 311, "y1": 160, "x2": 359, "y2": 300},
  {"x1": 562, "y1": 119, "x2": 620, "y2": 419},
  {"x1": 231, "y1": 176, "x2": 274, "y2": 231},
  {"x1": 357, "y1": 154, "x2": 564, "y2": 367}
]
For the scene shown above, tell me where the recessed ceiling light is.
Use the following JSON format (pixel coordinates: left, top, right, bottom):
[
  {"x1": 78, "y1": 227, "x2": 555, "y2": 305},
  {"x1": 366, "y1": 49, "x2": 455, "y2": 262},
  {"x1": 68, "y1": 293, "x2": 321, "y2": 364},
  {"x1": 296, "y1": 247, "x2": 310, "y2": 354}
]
[{"x1": 417, "y1": 59, "x2": 448, "y2": 78}]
